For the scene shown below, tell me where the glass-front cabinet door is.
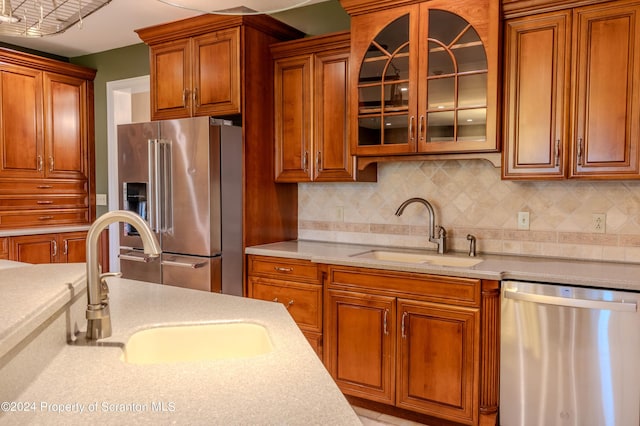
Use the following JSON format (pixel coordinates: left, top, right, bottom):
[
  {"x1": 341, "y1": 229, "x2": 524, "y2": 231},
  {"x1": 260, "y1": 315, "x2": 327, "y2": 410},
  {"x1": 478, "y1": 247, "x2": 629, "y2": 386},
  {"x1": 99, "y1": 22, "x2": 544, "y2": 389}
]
[{"x1": 350, "y1": 0, "x2": 498, "y2": 156}]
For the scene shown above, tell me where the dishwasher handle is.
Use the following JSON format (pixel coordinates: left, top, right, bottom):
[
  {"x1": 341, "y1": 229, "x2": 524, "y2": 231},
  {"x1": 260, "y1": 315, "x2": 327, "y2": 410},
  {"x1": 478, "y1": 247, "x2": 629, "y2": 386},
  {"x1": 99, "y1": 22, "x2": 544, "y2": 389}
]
[{"x1": 504, "y1": 288, "x2": 637, "y2": 312}]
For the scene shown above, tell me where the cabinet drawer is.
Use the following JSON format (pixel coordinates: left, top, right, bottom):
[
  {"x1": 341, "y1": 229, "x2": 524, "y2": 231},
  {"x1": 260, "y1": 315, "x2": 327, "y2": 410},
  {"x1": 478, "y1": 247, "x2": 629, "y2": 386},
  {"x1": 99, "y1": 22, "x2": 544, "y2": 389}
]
[
  {"x1": 0, "y1": 209, "x2": 88, "y2": 228},
  {"x1": 249, "y1": 277, "x2": 322, "y2": 332},
  {"x1": 0, "y1": 195, "x2": 88, "y2": 210},
  {"x1": 0, "y1": 180, "x2": 87, "y2": 195},
  {"x1": 328, "y1": 266, "x2": 481, "y2": 307},
  {"x1": 248, "y1": 256, "x2": 320, "y2": 283}
]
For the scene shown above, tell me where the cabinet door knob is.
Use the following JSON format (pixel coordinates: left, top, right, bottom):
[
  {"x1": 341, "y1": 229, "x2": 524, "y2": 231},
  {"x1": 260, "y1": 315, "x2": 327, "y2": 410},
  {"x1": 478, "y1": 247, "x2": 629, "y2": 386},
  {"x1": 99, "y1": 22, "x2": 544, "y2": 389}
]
[
  {"x1": 274, "y1": 266, "x2": 293, "y2": 273},
  {"x1": 286, "y1": 300, "x2": 294, "y2": 309},
  {"x1": 49, "y1": 156, "x2": 54, "y2": 172},
  {"x1": 419, "y1": 115, "x2": 425, "y2": 141},
  {"x1": 51, "y1": 240, "x2": 57, "y2": 257},
  {"x1": 37, "y1": 155, "x2": 43, "y2": 172}
]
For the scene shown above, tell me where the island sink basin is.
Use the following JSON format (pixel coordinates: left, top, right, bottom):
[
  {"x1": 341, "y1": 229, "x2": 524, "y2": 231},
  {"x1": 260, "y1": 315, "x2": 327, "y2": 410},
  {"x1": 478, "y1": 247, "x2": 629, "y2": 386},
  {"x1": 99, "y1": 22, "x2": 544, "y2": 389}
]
[
  {"x1": 121, "y1": 322, "x2": 273, "y2": 365},
  {"x1": 350, "y1": 250, "x2": 483, "y2": 268}
]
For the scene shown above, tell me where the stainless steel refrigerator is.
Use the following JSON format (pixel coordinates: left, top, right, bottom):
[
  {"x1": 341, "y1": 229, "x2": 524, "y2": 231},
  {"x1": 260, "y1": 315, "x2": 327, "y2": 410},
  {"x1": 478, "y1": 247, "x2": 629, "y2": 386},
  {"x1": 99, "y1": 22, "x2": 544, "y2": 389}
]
[{"x1": 117, "y1": 117, "x2": 242, "y2": 295}]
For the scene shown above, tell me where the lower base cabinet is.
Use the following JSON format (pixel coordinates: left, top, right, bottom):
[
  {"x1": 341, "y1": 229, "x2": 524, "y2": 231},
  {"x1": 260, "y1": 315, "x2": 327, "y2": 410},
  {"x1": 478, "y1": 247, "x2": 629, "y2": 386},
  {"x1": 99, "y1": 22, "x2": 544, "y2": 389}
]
[
  {"x1": 324, "y1": 265, "x2": 498, "y2": 426},
  {"x1": 9, "y1": 231, "x2": 87, "y2": 264},
  {"x1": 247, "y1": 255, "x2": 323, "y2": 359}
]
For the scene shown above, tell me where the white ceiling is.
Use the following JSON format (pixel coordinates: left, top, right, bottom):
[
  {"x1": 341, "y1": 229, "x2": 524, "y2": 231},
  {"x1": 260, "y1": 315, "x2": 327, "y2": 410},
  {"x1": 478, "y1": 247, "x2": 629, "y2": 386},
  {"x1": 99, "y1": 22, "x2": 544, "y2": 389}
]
[{"x1": 0, "y1": 0, "x2": 328, "y2": 58}]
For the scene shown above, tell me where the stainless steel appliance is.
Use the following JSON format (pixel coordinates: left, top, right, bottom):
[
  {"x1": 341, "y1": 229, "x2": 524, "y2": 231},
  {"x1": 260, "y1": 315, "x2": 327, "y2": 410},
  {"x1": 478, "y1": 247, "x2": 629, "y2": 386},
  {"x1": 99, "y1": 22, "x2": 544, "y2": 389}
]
[
  {"x1": 500, "y1": 280, "x2": 640, "y2": 426},
  {"x1": 117, "y1": 117, "x2": 242, "y2": 295}
]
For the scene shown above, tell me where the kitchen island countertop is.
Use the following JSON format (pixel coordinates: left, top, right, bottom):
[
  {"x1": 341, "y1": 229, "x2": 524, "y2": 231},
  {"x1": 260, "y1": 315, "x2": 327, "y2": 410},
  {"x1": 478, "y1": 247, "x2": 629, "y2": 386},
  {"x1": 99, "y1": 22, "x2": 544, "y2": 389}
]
[
  {"x1": 0, "y1": 264, "x2": 359, "y2": 425},
  {"x1": 246, "y1": 240, "x2": 640, "y2": 292}
]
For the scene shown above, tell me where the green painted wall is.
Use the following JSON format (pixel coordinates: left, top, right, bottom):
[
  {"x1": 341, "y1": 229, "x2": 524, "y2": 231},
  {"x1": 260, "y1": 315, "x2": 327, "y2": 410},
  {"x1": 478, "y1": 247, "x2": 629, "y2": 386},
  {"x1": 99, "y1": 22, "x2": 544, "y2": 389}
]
[{"x1": 70, "y1": 43, "x2": 150, "y2": 216}]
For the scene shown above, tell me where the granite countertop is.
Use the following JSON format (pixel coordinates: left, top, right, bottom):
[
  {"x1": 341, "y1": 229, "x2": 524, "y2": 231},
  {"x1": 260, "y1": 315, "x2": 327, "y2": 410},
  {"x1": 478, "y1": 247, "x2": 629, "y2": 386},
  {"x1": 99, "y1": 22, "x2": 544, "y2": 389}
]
[
  {"x1": 246, "y1": 240, "x2": 640, "y2": 292},
  {"x1": 0, "y1": 265, "x2": 359, "y2": 425},
  {"x1": 0, "y1": 225, "x2": 90, "y2": 237}
]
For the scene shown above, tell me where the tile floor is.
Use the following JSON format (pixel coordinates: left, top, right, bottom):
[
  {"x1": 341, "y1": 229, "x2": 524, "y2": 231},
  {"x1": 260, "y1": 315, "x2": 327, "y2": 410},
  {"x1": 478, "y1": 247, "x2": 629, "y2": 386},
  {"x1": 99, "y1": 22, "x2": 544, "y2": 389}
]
[{"x1": 353, "y1": 405, "x2": 427, "y2": 426}]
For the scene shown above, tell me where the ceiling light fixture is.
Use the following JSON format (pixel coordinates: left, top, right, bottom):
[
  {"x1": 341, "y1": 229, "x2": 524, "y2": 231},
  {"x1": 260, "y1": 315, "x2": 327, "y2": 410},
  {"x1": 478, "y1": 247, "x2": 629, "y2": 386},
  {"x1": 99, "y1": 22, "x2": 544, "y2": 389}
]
[
  {"x1": 156, "y1": 0, "x2": 313, "y2": 15},
  {"x1": 0, "y1": 0, "x2": 111, "y2": 37}
]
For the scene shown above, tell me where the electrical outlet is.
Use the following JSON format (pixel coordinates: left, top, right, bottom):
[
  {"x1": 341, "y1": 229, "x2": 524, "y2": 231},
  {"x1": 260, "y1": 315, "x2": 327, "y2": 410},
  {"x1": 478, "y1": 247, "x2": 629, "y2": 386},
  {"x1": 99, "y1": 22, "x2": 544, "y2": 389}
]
[
  {"x1": 517, "y1": 211, "x2": 530, "y2": 230},
  {"x1": 334, "y1": 206, "x2": 344, "y2": 222},
  {"x1": 592, "y1": 213, "x2": 606, "y2": 233}
]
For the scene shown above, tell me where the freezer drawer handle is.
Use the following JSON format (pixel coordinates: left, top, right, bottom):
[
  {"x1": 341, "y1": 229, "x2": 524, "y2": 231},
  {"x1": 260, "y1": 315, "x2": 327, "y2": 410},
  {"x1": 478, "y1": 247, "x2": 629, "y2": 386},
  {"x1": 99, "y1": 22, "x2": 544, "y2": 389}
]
[
  {"x1": 161, "y1": 259, "x2": 206, "y2": 269},
  {"x1": 504, "y1": 288, "x2": 637, "y2": 312},
  {"x1": 119, "y1": 253, "x2": 154, "y2": 263}
]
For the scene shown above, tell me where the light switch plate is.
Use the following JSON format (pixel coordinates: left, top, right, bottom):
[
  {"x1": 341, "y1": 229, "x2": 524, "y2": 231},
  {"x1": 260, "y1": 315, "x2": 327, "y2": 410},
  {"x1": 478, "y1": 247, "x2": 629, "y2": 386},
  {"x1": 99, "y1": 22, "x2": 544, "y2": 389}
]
[{"x1": 96, "y1": 194, "x2": 107, "y2": 206}]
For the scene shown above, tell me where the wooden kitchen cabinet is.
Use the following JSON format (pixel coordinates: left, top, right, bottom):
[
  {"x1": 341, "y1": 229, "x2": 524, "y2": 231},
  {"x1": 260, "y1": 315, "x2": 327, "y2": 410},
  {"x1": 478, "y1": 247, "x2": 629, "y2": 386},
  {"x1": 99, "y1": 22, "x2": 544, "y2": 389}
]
[
  {"x1": 43, "y1": 72, "x2": 89, "y2": 181},
  {"x1": 0, "y1": 65, "x2": 89, "y2": 181},
  {"x1": 9, "y1": 231, "x2": 87, "y2": 264},
  {"x1": 147, "y1": 28, "x2": 240, "y2": 120},
  {"x1": 325, "y1": 265, "x2": 497, "y2": 425},
  {"x1": 272, "y1": 32, "x2": 374, "y2": 182},
  {"x1": 0, "y1": 237, "x2": 8, "y2": 260},
  {"x1": 247, "y1": 255, "x2": 323, "y2": 358},
  {"x1": 0, "y1": 48, "x2": 95, "y2": 228},
  {"x1": 0, "y1": 63, "x2": 43, "y2": 179},
  {"x1": 341, "y1": 0, "x2": 500, "y2": 156},
  {"x1": 503, "y1": 0, "x2": 640, "y2": 179}
]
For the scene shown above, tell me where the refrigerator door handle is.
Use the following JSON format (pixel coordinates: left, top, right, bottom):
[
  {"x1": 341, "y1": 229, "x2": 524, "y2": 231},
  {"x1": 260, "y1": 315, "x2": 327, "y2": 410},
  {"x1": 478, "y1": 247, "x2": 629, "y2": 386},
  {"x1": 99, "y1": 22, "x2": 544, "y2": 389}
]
[
  {"x1": 503, "y1": 287, "x2": 638, "y2": 312},
  {"x1": 159, "y1": 139, "x2": 173, "y2": 233},
  {"x1": 147, "y1": 139, "x2": 160, "y2": 232},
  {"x1": 119, "y1": 253, "x2": 155, "y2": 263},
  {"x1": 161, "y1": 259, "x2": 207, "y2": 269}
]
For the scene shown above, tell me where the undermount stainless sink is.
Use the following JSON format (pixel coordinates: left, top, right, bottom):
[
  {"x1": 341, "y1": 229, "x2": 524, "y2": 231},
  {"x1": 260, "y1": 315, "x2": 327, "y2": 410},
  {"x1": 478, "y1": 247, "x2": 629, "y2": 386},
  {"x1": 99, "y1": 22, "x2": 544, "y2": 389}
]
[
  {"x1": 350, "y1": 250, "x2": 483, "y2": 268},
  {"x1": 121, "y1": 322, "x2": 273, "y2": 365}
]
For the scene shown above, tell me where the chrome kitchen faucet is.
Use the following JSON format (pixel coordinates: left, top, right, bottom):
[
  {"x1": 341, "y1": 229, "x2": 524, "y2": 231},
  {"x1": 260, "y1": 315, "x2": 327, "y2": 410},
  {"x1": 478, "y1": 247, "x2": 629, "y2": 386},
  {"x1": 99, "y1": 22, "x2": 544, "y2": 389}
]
[
  {"x1": 395, "y1": 197, "x2": 447, "y2": 254},
  {"x1": 85, "y1": 210, "x2": 161, "y2": 340}
]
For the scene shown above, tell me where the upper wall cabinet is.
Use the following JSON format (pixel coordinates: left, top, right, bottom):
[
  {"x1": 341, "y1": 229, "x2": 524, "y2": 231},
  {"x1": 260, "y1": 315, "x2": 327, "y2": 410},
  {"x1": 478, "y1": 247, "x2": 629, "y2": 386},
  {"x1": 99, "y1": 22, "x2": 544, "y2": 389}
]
[
  {"x1": 503, "y1": 0, "x2": 640, "y2": 179},
  {"x1": 271, "y1": 31, "x2": 376, "y2": 183},
  {"x1": 340, "y1": 0, "x2": 500, "y2": 157},
  {"x1": 0, "y1": 66, "x2": 88, "y2": 181},
  {"x1": 136, "y1": 15, "x2": 303, "y2": 122},
  {"x1": 147, "y1": 28, "x2": 240, "y2": 120}
]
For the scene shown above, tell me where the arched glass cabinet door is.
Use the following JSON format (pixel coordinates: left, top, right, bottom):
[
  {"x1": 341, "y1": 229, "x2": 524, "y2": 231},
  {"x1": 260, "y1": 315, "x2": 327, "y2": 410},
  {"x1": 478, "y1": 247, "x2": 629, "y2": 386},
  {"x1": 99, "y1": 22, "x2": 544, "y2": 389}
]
[
  {"x1": 354, "y1": 6, "x2": 490, "y2": 154},
  {"x1": 421, "y1": 10, "x2": 488, "y2": 149},
  {"x1": 356, "y1": 14, "x2": 413, "y2": 151}
]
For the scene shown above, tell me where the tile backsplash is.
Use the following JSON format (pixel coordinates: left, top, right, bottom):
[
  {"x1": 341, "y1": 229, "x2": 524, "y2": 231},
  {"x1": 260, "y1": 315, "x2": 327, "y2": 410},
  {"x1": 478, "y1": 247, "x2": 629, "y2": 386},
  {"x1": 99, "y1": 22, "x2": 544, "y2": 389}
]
[{"x1": 298, "y1": 159, "x2": 640, "y2": 263}]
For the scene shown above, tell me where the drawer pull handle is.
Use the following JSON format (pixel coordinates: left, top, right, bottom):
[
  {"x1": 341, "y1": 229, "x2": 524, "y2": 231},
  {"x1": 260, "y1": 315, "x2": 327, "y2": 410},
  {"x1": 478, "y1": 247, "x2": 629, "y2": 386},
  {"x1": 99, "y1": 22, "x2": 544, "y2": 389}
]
[
  {"x1": 37, "y1": 200, "x2": 54, "y2": 205},
  {"x1": 272, "y1": 298, "x2": 294, "y2": 309},
  {"x1": 274, "y1": 267, "x2": 293, "y2": 273},
  {"x1": 37, "y1": 185, "x2": 53, "y2": 189},
  {"x1": 39, "y1": 216, "x2": 54, "y2": 220}
]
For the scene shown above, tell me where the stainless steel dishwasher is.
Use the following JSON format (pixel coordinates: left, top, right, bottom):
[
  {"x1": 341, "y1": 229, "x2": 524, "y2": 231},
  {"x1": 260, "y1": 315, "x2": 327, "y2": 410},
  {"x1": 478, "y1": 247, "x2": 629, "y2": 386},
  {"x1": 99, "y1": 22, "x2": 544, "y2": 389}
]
[{"x1": 500, "y1": 280, "x2": 640, "y2": 426}]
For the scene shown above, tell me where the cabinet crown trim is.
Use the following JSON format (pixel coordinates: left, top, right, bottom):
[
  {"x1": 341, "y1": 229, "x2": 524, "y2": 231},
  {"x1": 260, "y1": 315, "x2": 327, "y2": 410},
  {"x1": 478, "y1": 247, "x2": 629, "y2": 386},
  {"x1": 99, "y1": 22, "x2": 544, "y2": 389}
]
[
  {"x1": 136, "y1": 13, "x2": 303, "y2": 45},
  {"x1": 270, "y1": 31, "x2": 350, "y2": 57},
  {"x1": 338, "y1": 0, "x2": 424, "y2": 15},
  {"x1": 0, "y1": 47, "x2": 96, "y2": 80}
]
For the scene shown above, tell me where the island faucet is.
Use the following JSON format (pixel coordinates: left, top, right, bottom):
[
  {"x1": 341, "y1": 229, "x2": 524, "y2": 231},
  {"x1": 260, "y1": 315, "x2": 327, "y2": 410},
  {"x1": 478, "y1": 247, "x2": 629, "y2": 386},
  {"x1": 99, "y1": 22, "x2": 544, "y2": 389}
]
[
  {"x1": 395, "y1": 197, "x2": 447, "y2": 254},
  {"x1": 85, "y1": 210, "x2": 161, "y2": 340}
]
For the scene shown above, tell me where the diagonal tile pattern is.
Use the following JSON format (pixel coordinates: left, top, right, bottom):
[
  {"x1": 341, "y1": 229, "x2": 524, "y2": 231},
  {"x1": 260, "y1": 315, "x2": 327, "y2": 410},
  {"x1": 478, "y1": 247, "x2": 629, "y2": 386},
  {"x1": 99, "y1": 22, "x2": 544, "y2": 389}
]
[{"x1": 299, "y1": 160, "x2": 640, "y2": 262}]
